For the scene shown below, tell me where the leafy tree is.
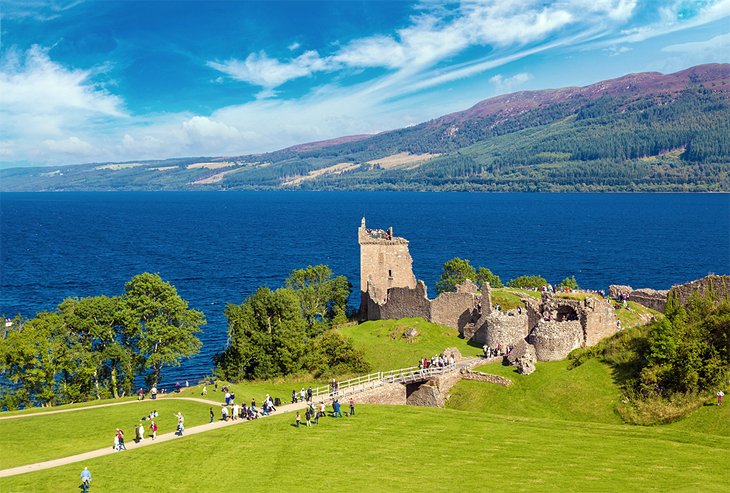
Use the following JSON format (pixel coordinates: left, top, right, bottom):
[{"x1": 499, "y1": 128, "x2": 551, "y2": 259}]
[
  {"x1": 121, "y1": 273, "x2": 205, "y2": 386},
  {"x1": 303, "y1": 330, "x2": 371, "y2": 378},
  {"x1": 558, "y1": 276, "x2": 579, "y2": 290},
  {"x1": 59, "y1": 296, "x2": 133, "y2": 399},
  {"x1": 436, "y1": 258, "x2": 477, "y2": 294},
  {"x1": 476, "y1": 267, "x2": 503, "y2": 289},
  {"x1": 285, "y1": 264, "x2": 351, "y2": 333},
  {"x1": 0, "y1": 312, "x2": 66, "y2": 407},
  {"x1": 217, "y1": 287, "x2": 307, "y2": 381},
  {"x1": 507, "y1": 275, "x2": 548, "y2": 289}
]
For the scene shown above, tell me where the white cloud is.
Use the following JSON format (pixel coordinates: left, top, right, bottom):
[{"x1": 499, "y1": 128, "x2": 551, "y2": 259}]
[
  {"x1": 490, "y1": 72, "x2": 534, "y2": 93},
  {"x1": 42, "y1": 136, "x2": 94, "y2": 155},
  {"x1": 287, "y1": 41, "x2": 301, "y2": 51},
  {"x1": 662, "y1": 32, "x2": 730, "y2": 53}
]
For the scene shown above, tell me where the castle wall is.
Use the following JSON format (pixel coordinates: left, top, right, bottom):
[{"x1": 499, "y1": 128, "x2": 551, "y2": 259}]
[
  {"x1": 482, "y1": 312, "x2": 529, "y2": 349},
  {"x1": 430, "y1": 281, "x2": 480, "y2": 331},
  {"x1": 358, "y1": 219, "x2": 417, "y2": 318},
  {"x1": 628, "y1": 288, "x2": 668, "y2": 313},
  {"x1": 367, "y1": 281, "x2": 431, "y2": 322},
  {"x1": 528, "y1": 320, "x2": 583, "y2": 361},
  {"x1": 669, "y1": 275, "x2": 730, "y2": 307},
  {"x1": 581, "y1": 297, "x2": 618, "y2": 346}
]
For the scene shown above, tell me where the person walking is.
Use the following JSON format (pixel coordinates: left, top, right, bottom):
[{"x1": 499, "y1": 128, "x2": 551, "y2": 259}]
[
  {"x1": 150, "y1": 420, "x2": 158, "y2": 440},
  {"x1": 333, "y1": 399, "x2": 342, "y2": 418},
  {"x1": 137, "y1": 387, "x2": 144, "y2": 400},
  {"x1": 295, "y1": 411, "x2": 301, "y2": 428},
  {"x1": 116, "y1": 428, "x2": 127, "y2": 451},
  {"x1": 176, "y1": 412, "x2": 185, "y2": 436},
  {"x1": 80, "y1": 467, "x2": 92, "y2": 492},
  {"x1": 202, "y1": 385, "x2": 207, "y2": 396},
  {"x1": 349, "y1": 398, "x2": 355, "y2": 416},
  {"x1": 305, "y1": 408, "x2": 312, "y2": 427},
  {"x1": 138, "y1": 422, "x2": 145, "y2": 442},
  {"x1": 209, "y1": 407, "x2": 215, "y2": 423},
  {"x1": 150, "y1": 385, "x2": 157, "y2": 400},
  {"x1": 718, "y1": 390, "x2": 725, "y2": 405}
]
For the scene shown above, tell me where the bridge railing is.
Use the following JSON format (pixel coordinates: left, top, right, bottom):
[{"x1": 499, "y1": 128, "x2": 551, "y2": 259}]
[{"x1": 304, "y1": 363, "x2": 458, "y2": 402}]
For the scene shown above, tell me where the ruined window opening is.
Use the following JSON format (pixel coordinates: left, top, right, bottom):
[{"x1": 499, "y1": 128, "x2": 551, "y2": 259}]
[
  {"x1": 556, "y1": 305, "x2": 579, "y2": 321},
  {"x1": 388, "y1": 269, "x2": 393, "y2": 279}
]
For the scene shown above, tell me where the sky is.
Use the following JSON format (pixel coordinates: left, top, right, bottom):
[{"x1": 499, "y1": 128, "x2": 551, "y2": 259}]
[{"x1": 1, "y1": 0, "x2": 729, "y2": 168}]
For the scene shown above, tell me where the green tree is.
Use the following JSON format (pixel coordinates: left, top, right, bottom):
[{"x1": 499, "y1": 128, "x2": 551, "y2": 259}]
[
  {"x1": 476, "y1": 267, "x2": 503, "y2": 289},
  {"x1": 121, "y1": 273, "x2": 205, "y2": 386},
  {"x1": 436, "y1": 258, "x2": 477, "y2": 294},
  {"x1": 218, "y1": 287, "x2": 307, "y2": 381},
  {"x1": 303, "y1": 330, "x2": 371, "y2": 378},
  {"x1": 59, "y1": 296, "x2": 133, "y2": 399},
  {"x1": 558, "y1": 276, "x2": 579, "y2": 290},
  {"x1": 507, "y1": 275, "x2": 548, "y2": 289},
  {"x1": 0, "y1": 312, "x2": 66, "y2": 407},
  {"x1": 285, "y1": 264, "x2": 351, "y2": 333}
]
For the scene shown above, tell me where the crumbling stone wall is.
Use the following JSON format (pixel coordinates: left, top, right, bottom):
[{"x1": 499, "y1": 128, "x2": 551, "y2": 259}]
[
  {"x1": 669, "y1": 275, "x2": 730, "y2": 307},
  {"x1": 628, "y1": 288, "x2": 668, "y2": 312},
  {"x1": 353, "y1": 383, "x2": 406, "y2": 405},
  {"x1": 480, "y1": 312, "x2": 529, "y2": 349},
  {"x1": 460, "y1": 369, "x2": 513, "y2": 386},
  {"x1": 528, "y1": 320, "x2": 583, "y2": 361},
  {"x1": 431, "y1": 280, "x2": 481, "y2": 331},
  {"x1": 581, "y1": 297, "x2": 618, "y2": 346},
  {"x1": 609, "y1": 285, "x2": 633, "y2": 299},
  {"x1": 367, "y1": 280, "x2": 431, "y2": 321}
]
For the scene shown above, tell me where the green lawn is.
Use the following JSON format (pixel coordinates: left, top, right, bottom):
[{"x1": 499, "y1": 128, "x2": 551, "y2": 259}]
[
  {"x1": 0, "y1": 396, "x2": 137, "y2": 417},
  {"x1": 0, "y1": 399, "x2": 212, "y2": 469},
  {"x1": 338, "y1": 318, "x2": 481, "y2": 370},
  {"x1": 1, "y1": 405, "x2": 727, "y2": 493},
  {"x1": 447, "y1": 359, "x2": 624, "y2": 425}
]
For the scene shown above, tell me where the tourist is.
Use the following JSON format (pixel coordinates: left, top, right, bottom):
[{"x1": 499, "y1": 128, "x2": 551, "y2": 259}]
[
  {"x1": 349, "y1": 398, "x2": 355, "y2": 416},
  {"x1": 305, "y1": 408, "x2": 312, "y2": 427},
  {"x1": 295, "y1": 411, "x2": 301, "y2": 428},
  {"x1": 232, "y1": 402, "x2": 240, "y2": 420},
  {"x1": 319, "y1": 401, "x2": 326, "y2": 420},
  {"x1": 300, "y1": 388, "x2": 307, "y2": 403},
  {"x1": 251, "y1": 397, "x2": 256, "y2": 408},
  {"x1": 202, "y1": 385, "x2": 207, "y2": 396},
  {"x1": 80, "y1": 467, "x2": 92, "y2": 493},
  {"x1": 307, "y1": 386, "x2": 313, "y2": 402},
  {"x1": 137, "y1": 422, "x2": 145, "y2": 442},
  {"x1": 176, "y1": 412, "x2": 185, "y2": 436},
  {"x1": 185, "y1": 380, "x2": 189, "y2": 387},
  {"x1": 116, "y1": 428, "x2": 127, "y2": 451},
  {"x1": 175, "y1": 382, "x2": 181, "y2": 393},
  {"x1": 291, "y1": 389, "x2": 297, "y2": 403},
  {"x1": 137, "y1": 387, "x2": 144, "y2": 400},
  {"x1": 225, "y1": 391, "x2": 231, "y2": 405},
  {"x1": 150, "y1": 386, "x2": 157, "y2": 400},
  {"x1": 221, "y1": 405, "x2": 229, "y2": 421},
  {"x1": 113, "y1": 432, "x2": 119, "y2": 451},
  {"x1": 718, "y1": 390, "x2": 725, "y2": 406},
  {"x1": 333, "y1": 399, "x2": 343, "y2": 418},
  {"x1": 150, "y1": 420, "x2": 158, "y2": 440}
]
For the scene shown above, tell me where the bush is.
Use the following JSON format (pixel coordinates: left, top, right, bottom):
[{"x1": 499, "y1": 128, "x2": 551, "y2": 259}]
[{"x1": 507, "y1": 275, "x2": 548, "y2": 289}]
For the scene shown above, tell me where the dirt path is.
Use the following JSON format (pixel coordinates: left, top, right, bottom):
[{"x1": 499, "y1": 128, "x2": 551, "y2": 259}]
[
  {"x1": 0, "y1": 395, "x2": 221, "y2": 421},
  {"x1": 0, "y1": 400, "x2": 310, "y2": 478},
  {"x1": 0, "y1": 359, "x2": 488, "y2": 478}
]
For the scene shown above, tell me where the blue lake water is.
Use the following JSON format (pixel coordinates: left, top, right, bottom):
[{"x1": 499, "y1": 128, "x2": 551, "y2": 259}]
[{"x1": 1, "y1": 192, "x2": 728, "y2": 387}]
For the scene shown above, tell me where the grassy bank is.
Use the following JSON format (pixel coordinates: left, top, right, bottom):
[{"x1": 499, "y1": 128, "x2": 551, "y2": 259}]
[{"x1": 1, "y1": 405, "x2": 727, "y2": 492}]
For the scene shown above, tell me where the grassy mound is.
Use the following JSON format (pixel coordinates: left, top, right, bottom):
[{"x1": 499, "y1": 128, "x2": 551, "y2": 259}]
[
  {"x1": 2, "y1": 405, "x2": 728, "y2": 492},
  {"x1": 447, "y1": 359, "x2": 623, "y2": 425},
  {"x1": 0, "y1": 399, "x2": 212, "y2": 469},
  {"x1": 338, "y1": 318, "x2": 481, "y2": 370}
]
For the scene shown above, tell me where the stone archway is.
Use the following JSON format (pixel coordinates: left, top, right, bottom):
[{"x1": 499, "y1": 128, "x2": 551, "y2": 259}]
[{"x1": 555, "y1": 304, "x2": 579, "y2": 322}]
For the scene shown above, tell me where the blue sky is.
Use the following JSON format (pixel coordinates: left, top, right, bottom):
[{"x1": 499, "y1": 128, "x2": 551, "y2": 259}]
[{"x1": 1, "y1": 0, "x2": 729, "y2": 167}]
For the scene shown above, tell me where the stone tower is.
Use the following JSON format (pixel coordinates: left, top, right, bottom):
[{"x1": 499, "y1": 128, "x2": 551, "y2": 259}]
[{"x1": 358, "y1": 217, "x2": 417, "y2": 319}]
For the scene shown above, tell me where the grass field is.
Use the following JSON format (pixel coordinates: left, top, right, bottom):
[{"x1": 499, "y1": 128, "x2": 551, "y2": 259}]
[
  {"x1": 1, "y1": 405, "x2": 728, "y2": 493},
  {"x1": 447, "y1": 359, "x2": 624, "y2": 425},
  {"x1": 338, "y1": 318, "x2": 481, "y2": 370},
  {"x1": 0, "y1": 399, "x2": 212, "y2": 469}
]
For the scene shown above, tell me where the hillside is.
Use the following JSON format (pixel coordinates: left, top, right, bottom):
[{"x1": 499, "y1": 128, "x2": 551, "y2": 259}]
[{"x1": 2, "y1": 64, "x2": 729, "y2": 192}]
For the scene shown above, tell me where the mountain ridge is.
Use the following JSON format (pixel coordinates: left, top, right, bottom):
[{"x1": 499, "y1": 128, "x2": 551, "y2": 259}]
[{"x1": 2, "y1": 63, "x2": 729, "y2": 192}]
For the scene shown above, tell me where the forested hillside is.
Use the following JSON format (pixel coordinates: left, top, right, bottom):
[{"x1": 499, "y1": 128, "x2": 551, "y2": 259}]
[{"x1": 2, "y1": 64, "x2": 728, "y2": 192}]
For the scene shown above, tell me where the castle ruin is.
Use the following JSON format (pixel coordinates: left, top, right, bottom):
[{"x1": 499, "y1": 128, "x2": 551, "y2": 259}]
[{"x1": 358, "y1": 218, "x2": 619, "y2": 362}]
